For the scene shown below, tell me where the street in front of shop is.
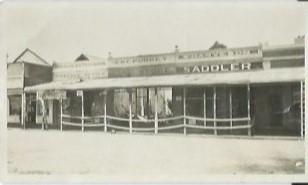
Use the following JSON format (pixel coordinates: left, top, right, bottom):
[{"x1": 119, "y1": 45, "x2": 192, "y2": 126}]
[{"x1": 7, "y1": 128, "x2": 304, "y2": 176}]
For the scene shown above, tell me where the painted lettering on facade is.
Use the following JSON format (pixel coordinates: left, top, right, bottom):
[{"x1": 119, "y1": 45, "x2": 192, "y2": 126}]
[
  {"x1": 184, "y1": 63, "x2": 254, "y2": 73},
  {"x1": 111, "y1": 47, "x2": 261, "y2": 65}
]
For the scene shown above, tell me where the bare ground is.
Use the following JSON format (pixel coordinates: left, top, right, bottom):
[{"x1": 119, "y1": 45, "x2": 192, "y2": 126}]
[{"x1": 7, "y1": 128, "x2": 305, "y2": 175}]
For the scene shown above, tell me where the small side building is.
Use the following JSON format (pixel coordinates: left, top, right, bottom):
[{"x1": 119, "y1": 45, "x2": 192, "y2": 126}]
[{"x1": 7, "y1": 48, "x2": 52, "y2": 128}]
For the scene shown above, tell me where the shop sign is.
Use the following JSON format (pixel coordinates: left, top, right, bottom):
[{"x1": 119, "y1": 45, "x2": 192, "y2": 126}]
[
  {"x1": 39, "y1": 90, "x2": 66, "y2": 100},
  {"x1": 184, "y1": 63, "x2": 256, "y2": 73},
  {"x1": 77, "y1": 90, "x2": 83, "y2": 97}
]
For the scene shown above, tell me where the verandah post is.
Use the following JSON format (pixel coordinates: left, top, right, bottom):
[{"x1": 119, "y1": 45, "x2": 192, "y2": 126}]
[
  {"x1": 21, "y1": 92, "x2": 25, "y2": 129},
  {"x1": 104, "y1": 90, "x2": 107, "y2": 133},
  {"x1": 37, "y1": 91, "x2": 44, "y2": 130},
  {"x1": 247, "y1": 84, "x2": 251, "y2": 136},
  {"x1": 203, "y1": 89, "x2": 206, "y2": 126},
  {"x1": 183, "y1": 87, "x2": 186, "y2": 135},
  {"x1": 129, "y1": 89, "x2": 133, "y2": 134},
  {"x1": 213, "y1": 87, "x2": 217, "y2": 135},
  {"x1": 229, "y1": 87, "x2": 233, "y2": 132},
  {"x1": 300, "y1": 81, "x2": 304, "y2": 138},
  {"x1": 60, "y1": 98, "x2": 63, "y2": 131},
  {"x1": 81, "y1": 90, "x2": 84, "y2": 132},
  {"x1": 22, "y1": 62, "x2": 25, "y2": 129},
  {"x1": 154, "y1": 88, "x2": 158, "y2": 134},
  {"x1": 140, "y1": 88, "x2": 144, "y2": 117}
]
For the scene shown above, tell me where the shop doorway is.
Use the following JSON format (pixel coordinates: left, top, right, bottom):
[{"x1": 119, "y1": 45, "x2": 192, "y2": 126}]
[
  {"x1": 268, "y1": 93, "x2": 283, "y2": 127},
  {"x1": 53, "y1": 100, "x2": 61, "y2": 128},
  {"x1": 25, "y1": 94, "x2": 37, "y2": 128},
  {"x1": 252, "y1": 83, "x2": 301, "y2": 136}
]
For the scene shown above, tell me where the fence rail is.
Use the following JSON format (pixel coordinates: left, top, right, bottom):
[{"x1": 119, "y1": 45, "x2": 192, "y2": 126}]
[{"x1": 61, "y1": 113, "x2": 252, "y2": 135}]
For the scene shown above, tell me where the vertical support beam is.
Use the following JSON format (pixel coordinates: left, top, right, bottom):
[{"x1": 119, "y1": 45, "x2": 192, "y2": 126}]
[
  {"x1": 129, "y1": 89, "x2": 133, "y2": 134},
  {"x1": 183, "y1": 87, "x2": 187, "y2": 135},
  {"x1": 213, "y1": 87, "x2": 217, "y2": 135},
  {"x1": 60, "y1": 98, "x2": 63, "y2": 131},
  {"x1": 22, "y1": 62, "x2": 25, "y2": 129},
  {"x1": 154, "y1": 88, "x2": 158, "y2": 134},
  {"x1": 21, "y1": 92, "x2": 25, "y2": 129},
  {"x1": 229, "y1": 87, "x2": 233, "y2": 131},
  {"x1": 147, "y1": 88, "x2": 150, "y2": 118},
  {"x1": 203, "y1": 89, "x2": 206, "y2": 126},
  {"x1": 247, "y1": 84, "x2": 251, "y2": 136},
  {"x1": 81, "y1": 90, "x2": 84, "y2": 132},
  {"x1": 37, "y1": 92, "x2": 44, "y2": 130},
  {"x1": 104, "y1": 90, "x2": 107, "y2": 133},
  {"x1": 300, "y1": 81, "x2": 304, "y2": 138},
  {"x1": 140, "y1": 89, "x2": 144, "y2": 117},
  {"x1": 164, "y1": 89, "x2": 168, "y2": 115},
  {"x1": 135, "y1": 89, "x2": 138, "y2": 116}
]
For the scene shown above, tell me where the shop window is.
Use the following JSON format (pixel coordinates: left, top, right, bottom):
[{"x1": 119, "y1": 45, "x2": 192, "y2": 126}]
[
  {"x1": 8, "y1": 95, "x2": 21, "y2": 116},
  {"x1": 113, "y1": 89, "x2": 130, "y2": 118},
  {"x1": 134, "y1": 88, "x2": 148, "y2": 118},
  {"x1": 249, "y1": 49, "x2": 259, "y2": 54},
  {"x1": 186, "y1": 87, "x2": 204, "y2": 117},
  {"x1": 36, "y1": 99, "x2": 50, "y2": 117},
  {"x1": 205, "y1": 88, "x2": 214, "y2": 118},
  {"x1": 157, "y1": 88, "x2": 174, "y2": 118},
  {"x1": 89, "y1": 91, "x2": 105, "y2": 116},
  {"x1": 132, "y1": 88, "x2": 156, "y2": 119},
  {"x1": 231, "y1": 86, "x2": 248, "y2": 118},
  {"x1": 62, "y1": 91, "x2": 81, "y2": 116},
  {"x1": 216, "y1": 87, "x2": 230, "y2": 118},
  {"x1": 184, "y1": 86, "x2": 248, "y2": 119},
  {"x1": 172, "y1": 87, "x2": 184, "y2": 116}
]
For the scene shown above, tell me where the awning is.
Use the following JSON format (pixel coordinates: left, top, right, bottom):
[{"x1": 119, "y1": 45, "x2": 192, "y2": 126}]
[
  {"x1": 24, "y1": 81, "x2": 79, "y2": 92},
  {"x1": 24, "y1": 67, "x2": 304, "y2": 92},
  {"x1": 7, "y1": 88, "x2": 23, "y2": 95}
]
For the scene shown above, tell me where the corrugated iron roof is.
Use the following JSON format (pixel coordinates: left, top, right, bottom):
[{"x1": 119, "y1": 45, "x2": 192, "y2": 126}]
[{"x1": 24, "y1": 67, "x2": 304, "y2": 92}]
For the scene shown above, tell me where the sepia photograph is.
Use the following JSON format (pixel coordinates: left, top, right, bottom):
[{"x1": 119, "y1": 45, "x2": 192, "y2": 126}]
[{"x1": 1, "y1": 0, "x2": 307, "y2": 183}]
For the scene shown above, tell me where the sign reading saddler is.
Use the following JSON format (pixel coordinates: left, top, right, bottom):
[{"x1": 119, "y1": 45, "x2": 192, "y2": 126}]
[{"x1": 184, "y1": 63, "x2": 258, "y2": 73}]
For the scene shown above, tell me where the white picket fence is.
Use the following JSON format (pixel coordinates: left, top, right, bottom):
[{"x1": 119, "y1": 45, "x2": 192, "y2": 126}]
[{"x1": 61, "y1": 114, "x2": 253, "y2": 135}]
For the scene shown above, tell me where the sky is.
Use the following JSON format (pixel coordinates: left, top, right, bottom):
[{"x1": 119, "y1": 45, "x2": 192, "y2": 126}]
[{"x1": 2, "y1": 1, "x2": 307, "y2": 64}]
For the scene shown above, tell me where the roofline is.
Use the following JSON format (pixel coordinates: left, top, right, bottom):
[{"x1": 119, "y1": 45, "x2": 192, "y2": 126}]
[
  {"x1": 110, "y1": 45, "x2": 261, "y2": 60},
  {"x1": 12, "y1": 48, "x2": 51, "y2": 66},
  {"x1": 262, "y1": 43, "x2": 304, "y2": 51}
]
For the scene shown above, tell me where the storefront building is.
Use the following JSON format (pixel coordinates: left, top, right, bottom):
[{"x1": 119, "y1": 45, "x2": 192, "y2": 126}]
[
  {"x1": 11, "y1": 37, "x2": 305, "y2": 137},
  {"x1": 7, "y1": 48, "x2": 52, "y2": 128}
]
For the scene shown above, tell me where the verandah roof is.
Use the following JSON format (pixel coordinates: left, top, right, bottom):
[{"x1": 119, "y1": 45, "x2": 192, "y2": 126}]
[{"x1": 24, "y1": 67, "x2": 304, "y2": 92}]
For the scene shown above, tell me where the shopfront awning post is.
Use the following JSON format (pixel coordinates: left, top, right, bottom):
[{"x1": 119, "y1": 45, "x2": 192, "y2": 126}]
[
  {"x1": 147, "y1": 88, "x2": 150, "y2": 118},
  {"x1": 104, "y1": 90, "x2": 107, "y2": 133},
  {"x1": 60, "y1": 98, "x2": 63, "y2": 131},
  {"x1": 129, "y1": 90, "x2": 133, "y2": 134},
  {"x1": 141, "y1": 89, "x2": 144, "y2": 117},
  {"x1": 247, "y1": 84, "x2": 251, "y2": 136},
  {"x1": 22, "y1": 92, "x2": 25, "y2": 129},
  {"x1": 203, "y1": 90, "x2": 206, "y2": 126},
  {"x1": 81, "y1": 90, "x2": 84, "y2": 132},
  {"x1": 154, "y1": 88, "x2": 158, "y2": 134},
  {"x1": 229, "y1": 87, "x2": 233, "y2": 132},
  {"x1": 37, "y1": 92, "x2": 44, "y2": 130},
  {"x1": 213, "y1": 87, "x2": 217, "y2": 135},
  {"x1": 183, "y1": 87, "x2": 187, "y2": 135},
  {"x1": 300, "y1": 81, "x2": 304, "y2": 138}
]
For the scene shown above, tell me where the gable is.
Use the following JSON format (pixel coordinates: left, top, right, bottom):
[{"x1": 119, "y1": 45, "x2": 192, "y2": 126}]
[
  {"x1": 13, "y1": 48, "x2": 50, "y2": 66},
  {"x1": 75, "y1": 54, "x2": 89, "y2": 61},
  {"x1": 75, "y1": 53, "x2": 104, "y2": 62}
]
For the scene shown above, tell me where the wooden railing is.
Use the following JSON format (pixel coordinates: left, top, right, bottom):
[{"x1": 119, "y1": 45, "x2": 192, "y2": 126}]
[{"x1": 61, "y1": 114, "x2": 253, "y2": 135}]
